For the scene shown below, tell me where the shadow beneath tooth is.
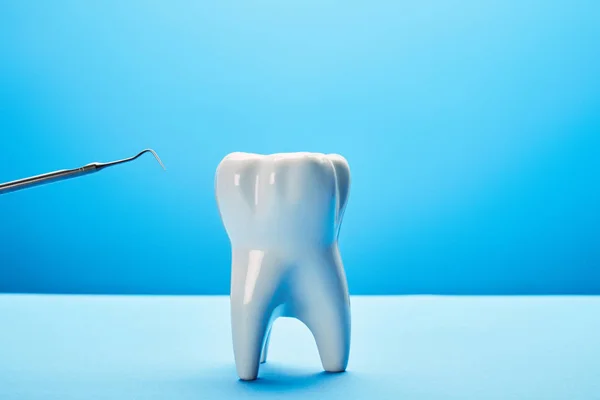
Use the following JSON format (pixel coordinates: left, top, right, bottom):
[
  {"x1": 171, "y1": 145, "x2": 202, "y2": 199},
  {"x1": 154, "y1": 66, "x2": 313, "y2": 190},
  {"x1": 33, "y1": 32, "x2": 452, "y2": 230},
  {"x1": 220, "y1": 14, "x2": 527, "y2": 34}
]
[
  {"x1": 155, "y1": 364, "x2": 380, "y2": 399},
  {"x1": 237, "y1": 363, "x2": 349, "y2": 392}
]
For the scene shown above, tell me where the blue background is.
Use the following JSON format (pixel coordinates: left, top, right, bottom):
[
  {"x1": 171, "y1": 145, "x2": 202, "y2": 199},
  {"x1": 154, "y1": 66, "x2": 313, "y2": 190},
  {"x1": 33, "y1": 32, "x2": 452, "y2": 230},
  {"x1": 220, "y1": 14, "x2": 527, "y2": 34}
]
[{"x1": 0, "y1": 0, "x2": 598, "y2": 295}]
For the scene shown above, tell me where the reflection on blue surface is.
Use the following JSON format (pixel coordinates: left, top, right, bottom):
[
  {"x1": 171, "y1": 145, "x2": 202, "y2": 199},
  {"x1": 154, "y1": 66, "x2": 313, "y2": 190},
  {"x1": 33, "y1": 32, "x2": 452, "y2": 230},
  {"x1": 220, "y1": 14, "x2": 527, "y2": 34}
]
[{"x1": 0, "y1": 1, "x2": 599, "y2": 294}]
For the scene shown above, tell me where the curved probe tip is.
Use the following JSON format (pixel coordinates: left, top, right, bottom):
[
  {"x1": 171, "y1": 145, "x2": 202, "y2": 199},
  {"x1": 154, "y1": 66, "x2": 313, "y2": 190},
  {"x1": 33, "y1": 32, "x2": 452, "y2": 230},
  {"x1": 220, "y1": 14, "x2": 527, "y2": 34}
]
[
  {"x1": 141, "y1": 149, "x2": 166, "y2": 171},
  {"x1": 99, "y1": 148, "x2": 166, "y2": 171}
]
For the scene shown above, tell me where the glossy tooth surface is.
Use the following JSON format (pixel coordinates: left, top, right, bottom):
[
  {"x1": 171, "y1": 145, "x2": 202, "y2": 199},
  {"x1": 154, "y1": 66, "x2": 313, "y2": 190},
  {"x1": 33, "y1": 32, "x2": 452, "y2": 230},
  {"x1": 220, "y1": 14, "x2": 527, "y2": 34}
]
[{"x1": 215, "y1": 152, "x2": 351, "y2": 381}]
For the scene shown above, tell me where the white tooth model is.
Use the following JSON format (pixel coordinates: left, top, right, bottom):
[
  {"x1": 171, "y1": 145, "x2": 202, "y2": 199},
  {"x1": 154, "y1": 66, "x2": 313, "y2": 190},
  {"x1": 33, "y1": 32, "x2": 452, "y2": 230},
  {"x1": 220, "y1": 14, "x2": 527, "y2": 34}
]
[{"x1": 215, "y1": 152, "x2": 351, "y2": 381}]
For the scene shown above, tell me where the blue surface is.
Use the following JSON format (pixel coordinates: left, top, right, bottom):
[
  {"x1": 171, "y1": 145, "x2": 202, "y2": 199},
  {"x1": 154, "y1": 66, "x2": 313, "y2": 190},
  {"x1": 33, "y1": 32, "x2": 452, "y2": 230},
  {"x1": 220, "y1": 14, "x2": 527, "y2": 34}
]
[
  {"x1": 0, "y1": 295, "x2": 598, "y2": 399},
  {"x1": 1, "y1": 1, "x2": 600, "y2": 294}
]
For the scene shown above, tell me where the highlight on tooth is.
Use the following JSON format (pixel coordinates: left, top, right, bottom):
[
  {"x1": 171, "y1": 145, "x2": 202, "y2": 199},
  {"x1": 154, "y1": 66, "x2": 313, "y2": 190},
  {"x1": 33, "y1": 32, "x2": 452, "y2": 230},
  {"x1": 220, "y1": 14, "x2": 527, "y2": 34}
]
[{"x1": 215, "y1": 152, "x2": 352, "y2": 381}]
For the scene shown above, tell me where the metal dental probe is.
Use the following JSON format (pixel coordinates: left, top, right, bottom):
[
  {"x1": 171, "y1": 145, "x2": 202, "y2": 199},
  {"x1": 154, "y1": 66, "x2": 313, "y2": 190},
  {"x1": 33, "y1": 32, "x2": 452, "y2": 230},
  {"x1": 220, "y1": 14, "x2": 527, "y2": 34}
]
[{"x1": 0, "y1": 149, "x2": 166, "y2": 195}]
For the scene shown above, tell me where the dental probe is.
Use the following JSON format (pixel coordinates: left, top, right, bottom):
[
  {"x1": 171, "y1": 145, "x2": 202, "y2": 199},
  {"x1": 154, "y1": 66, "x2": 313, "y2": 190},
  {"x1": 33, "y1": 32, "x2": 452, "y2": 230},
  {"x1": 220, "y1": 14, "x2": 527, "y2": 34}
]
[{"x1": 0, "y1": 149, "x2": 165, "y2": 195}]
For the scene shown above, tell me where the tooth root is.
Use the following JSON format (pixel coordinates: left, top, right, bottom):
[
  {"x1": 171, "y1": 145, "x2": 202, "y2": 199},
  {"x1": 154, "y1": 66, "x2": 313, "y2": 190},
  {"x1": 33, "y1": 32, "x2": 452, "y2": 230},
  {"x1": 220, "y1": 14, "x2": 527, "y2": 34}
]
[
  {"x1": 230, "y1": 249, "x2": 283, "y2": 381},
  {"x1": 294, "y1": 247, "x2": 351, "y2": 373},
  {"x1": 260, "y1": 326, "x2": 272, "y2": 364}
]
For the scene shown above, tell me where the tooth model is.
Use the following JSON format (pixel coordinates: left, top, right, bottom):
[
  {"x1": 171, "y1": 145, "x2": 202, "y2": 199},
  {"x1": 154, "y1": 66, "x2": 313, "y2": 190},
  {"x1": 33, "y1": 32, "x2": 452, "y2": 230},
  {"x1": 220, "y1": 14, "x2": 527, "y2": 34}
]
[{"x1": 215, "y1": 152, "x2": 351, "y2": 381}]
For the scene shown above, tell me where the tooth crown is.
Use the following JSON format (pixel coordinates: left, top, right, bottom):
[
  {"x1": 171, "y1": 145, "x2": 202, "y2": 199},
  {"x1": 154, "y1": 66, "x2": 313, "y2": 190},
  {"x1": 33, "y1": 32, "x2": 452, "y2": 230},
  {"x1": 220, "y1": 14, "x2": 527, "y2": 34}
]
[{"x1": 216, "y1": 152, "x2": 350, "y2": 252}]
